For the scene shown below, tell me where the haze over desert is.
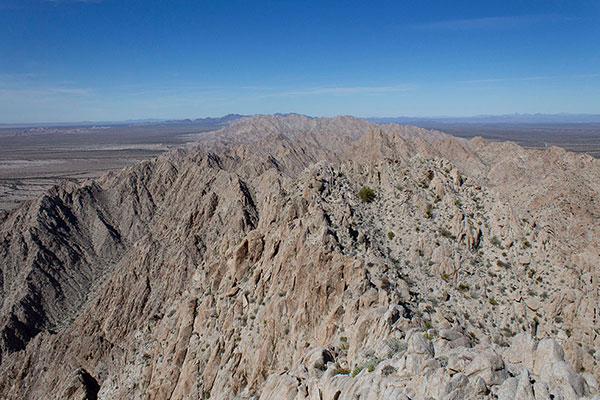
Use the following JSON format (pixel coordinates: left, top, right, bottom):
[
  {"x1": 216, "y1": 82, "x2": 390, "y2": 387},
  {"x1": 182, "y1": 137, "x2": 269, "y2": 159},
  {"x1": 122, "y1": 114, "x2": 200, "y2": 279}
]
[{"x1": 1, "y1": 1, "x2": 599, "y2": 399}]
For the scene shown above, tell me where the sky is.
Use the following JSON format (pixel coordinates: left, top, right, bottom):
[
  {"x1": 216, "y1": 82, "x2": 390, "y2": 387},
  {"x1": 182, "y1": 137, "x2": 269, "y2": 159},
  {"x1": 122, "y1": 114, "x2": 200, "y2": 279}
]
[{"x1": 0, "y1": 0, "x2": 599, "y2": 123}]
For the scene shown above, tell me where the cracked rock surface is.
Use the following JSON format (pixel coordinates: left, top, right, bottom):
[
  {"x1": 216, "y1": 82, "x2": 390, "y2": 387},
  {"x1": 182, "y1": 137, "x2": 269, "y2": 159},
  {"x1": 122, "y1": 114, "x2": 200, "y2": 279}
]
[{"x1": 0, "y1": 115, "x2": 599, "y2": 399}]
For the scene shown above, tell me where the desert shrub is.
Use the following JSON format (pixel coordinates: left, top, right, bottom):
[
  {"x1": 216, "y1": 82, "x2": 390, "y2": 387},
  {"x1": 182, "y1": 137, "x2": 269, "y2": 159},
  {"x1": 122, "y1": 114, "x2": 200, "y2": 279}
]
[
  {"x1": 367, "y1": 357, "x2": 382, "y2": 372},
  {"x1": 381, "y1": 365, "x2": 396, "y2": 376},
  {"x1": 385, "y1": 338, "x2": 406, "y2": 358},
  {"x1": 352, "y1": 357, "x2": 382, "y2": 377},
  {"x1": 493, "y1": 335, "x2": 509, "y2": 347},
  {"x1": 439, "y1": 227, "x2": 455, "y2": 239},
  {"x1": 488, "y1": 297, "x2": 498, "y2": 306},
  {"x1": 425, "y1": 207, "x2": 432, "y2": 218},
  {"x1": 490, "y1": 236, "x2": 503, "y2": 248},
  {"x1": 313, "y1": 361, "x2": 326, "y2": 371},
  {"x1": 358, "y1": 186, "x2": 376, "y2": 203},
  {"x1": 333, "y1": 367, "x2": 350, "y2": 375},
  {"x1": 387, "y1": 231, "x2": 395, "y2": 240},
  {"x1": 340, "y1": 336, "x2": 349, "y2": 349}
]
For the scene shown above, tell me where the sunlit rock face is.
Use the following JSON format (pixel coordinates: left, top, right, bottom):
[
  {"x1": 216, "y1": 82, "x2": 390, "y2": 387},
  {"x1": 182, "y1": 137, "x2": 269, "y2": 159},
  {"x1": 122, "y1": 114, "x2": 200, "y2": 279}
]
[{"x1": 0, "y1": 115, "x2": 599, "y2": 399}]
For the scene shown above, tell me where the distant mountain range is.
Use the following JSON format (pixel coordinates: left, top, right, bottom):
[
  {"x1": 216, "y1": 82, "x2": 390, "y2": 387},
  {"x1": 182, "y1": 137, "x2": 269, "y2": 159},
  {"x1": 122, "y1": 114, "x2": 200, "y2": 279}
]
[
  {"x1": 3, "y1": 113, "x2": 600, "y2": 128},
  {"x1": 368, "y1": 113, "x2": 600, "y2": 124},
  {"x1": 0, "y1": 114, "x2": 247, "y2": 128},
  {"x1": 152, "y1": 113, "x2": 247, "y2": 125}
]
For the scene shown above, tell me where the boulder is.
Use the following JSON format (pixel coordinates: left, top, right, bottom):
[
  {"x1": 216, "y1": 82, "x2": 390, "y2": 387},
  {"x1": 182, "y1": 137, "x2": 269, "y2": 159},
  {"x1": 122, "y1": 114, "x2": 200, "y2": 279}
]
[
  {"x1": 534, "y1": 338, "x2": 565, "y2": 375},
  {"x1": 465, "y1": 350, "x2": 508, "y2": 386}
]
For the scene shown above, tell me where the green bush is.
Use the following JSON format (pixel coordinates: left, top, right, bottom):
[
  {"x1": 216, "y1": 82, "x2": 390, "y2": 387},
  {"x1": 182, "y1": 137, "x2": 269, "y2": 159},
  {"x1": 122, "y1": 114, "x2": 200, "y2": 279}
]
[
  {"x1": 387, "y1": 231, "x2": 395, "y2": 240},
  {"x1": 358, "y1": 186, "x2": 376, "y2": 203}
]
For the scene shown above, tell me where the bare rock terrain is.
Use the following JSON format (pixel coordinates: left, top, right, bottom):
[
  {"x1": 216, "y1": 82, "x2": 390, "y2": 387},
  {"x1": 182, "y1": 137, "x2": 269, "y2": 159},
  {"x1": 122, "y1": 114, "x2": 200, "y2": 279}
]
[{"x1": 0, "y1": 115, "x2": 599, "y2": 399}]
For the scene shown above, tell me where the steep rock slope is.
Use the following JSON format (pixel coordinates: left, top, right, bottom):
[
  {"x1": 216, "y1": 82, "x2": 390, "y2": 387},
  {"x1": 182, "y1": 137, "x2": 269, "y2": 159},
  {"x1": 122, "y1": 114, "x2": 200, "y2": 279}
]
[{"x1": 0, "y1": 115, "x2": 598, "y2": 399}]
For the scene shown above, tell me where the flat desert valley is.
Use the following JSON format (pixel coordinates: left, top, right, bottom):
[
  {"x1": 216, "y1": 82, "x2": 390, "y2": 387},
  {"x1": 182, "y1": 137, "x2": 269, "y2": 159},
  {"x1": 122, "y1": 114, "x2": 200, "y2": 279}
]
[
  {"x1": 1, "y1": 119, "x2": 599, "y2": 212},
  {"x1": 0, "y1": 120, "x2": 228, "y2": 211}
]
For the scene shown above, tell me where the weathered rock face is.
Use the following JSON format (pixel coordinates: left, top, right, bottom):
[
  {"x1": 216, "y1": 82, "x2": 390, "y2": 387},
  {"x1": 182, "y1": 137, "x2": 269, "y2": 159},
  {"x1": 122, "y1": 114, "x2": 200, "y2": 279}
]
[
  {"x1": 260, "y1": 333, "x2": 594, "y2": 400},
  {"x1": 0, "y1": 115, "x2": 599, "y2": 399}
]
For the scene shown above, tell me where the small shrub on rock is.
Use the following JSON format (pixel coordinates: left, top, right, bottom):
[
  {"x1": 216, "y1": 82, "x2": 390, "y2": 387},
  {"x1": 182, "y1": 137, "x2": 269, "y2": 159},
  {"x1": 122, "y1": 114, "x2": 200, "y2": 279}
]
[
  {"x1": 381, "y1": 365, "x2": 396, "y2": 376},
  {"x1": 333, "y1": 367, "x2": 350, "y2": 375},
  {"x1": 358, "y1": 186, "x2": 376, "y2": 203}
]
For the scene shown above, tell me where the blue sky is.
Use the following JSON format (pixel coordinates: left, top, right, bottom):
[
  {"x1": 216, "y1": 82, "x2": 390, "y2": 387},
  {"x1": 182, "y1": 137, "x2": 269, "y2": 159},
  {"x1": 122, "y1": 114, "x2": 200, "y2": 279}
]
[{"x1": 0, "y1": 0, "x2": 599, "y2": 122}]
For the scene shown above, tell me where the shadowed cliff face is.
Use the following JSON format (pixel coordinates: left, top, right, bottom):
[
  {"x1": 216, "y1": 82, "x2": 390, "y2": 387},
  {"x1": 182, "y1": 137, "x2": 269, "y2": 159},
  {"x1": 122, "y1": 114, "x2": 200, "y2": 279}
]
[{"x1": 0, "y1": 115, "x2": 599, "y2": 399}]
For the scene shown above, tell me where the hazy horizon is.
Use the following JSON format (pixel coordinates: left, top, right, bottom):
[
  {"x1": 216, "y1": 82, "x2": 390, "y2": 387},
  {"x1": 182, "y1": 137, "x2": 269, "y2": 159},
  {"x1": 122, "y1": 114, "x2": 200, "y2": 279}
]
[{"x1": 4, "y1": 112, "x2": 600, "y2": 127}]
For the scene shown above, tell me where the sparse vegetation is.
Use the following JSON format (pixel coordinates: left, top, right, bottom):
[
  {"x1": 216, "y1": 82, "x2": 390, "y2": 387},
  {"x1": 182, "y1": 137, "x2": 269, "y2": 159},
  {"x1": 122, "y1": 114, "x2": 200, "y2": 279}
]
[
  {"x1": 313, "y1": 361, "x2": 326, "y2": 371},
  {"x1": 458, "y1": 283, "x2": 470, "y2": 292},
  {"x1": 491, "y1": 236, "x2": 503, "y2": 248},
  {"x1": 352, "y1": 357, "x2": 382, "y2": 377},
  {"x1": 439, "y1": 227, "x2": 455, "y2": 239},
  {"x1": 385, "y1": 338, "x2": 406, "y2": 358},
  {"x1": 3, "y1": 114, "x2": 597, "y2": 399},
  {"x1": 358, "y1": 186, "x2": 376, "y2": 203},
  {"x1": 333, "y1": 367, "x2": 350, "y2": 375},
  {"x1": 381, "y1": 365, "x2": 396, "y2": 376}
]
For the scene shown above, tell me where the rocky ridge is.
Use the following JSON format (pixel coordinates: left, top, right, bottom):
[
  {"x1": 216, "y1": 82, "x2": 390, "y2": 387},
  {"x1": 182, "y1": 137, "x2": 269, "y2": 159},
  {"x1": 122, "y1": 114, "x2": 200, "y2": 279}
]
[{"x1": 0, "y1": 114, "x2": 598, "y2": 399}]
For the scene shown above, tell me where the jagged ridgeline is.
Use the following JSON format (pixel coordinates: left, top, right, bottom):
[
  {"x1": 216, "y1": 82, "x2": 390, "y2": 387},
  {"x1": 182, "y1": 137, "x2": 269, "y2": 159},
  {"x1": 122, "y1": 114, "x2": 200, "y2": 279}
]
[{"x1": 0, "y1": 115, "x2": 599, "y2": 399}]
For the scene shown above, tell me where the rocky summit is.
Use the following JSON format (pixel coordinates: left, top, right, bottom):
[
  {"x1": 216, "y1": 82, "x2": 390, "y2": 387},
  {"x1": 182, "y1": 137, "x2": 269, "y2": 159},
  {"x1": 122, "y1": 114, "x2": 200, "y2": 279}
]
[{"x1": 0, "y1": 114, "x2": 599, "y2": 400}]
